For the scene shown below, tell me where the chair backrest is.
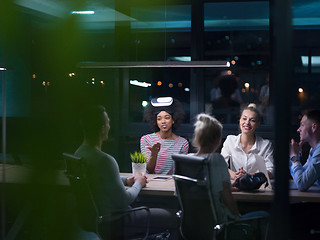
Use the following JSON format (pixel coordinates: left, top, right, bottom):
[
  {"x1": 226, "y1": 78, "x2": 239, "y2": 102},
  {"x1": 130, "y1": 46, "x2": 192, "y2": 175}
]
[
  {"x1": 172, "y1": 154, "x2": 218, "y2": 240},
  {"x1": 63, "y1": 153, "x2": 99, "y2": 233}
]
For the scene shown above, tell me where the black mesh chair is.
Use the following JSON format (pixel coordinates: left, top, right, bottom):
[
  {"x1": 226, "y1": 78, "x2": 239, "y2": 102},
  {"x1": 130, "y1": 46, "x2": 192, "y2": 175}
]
[
  {"x1": 63, "y1": 153, "x2": 150, "y2": 240},
  {"x1": 172, "y1": 153, "x2": 269, "y2": 240}
]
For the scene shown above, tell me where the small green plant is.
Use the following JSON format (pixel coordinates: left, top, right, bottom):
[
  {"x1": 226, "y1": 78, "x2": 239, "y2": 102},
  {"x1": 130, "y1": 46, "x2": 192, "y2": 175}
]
[{"x1": 130, "y1": 151, "x2": 147, "y2": 163}]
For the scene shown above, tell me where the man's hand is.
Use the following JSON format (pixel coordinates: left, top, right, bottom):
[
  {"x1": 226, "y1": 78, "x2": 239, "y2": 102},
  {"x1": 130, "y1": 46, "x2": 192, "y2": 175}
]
[
  {"x1": 134, "y1": 172, "x2": 149, "y2": 188},
  {"x1": 125, "y1": 176, "x2": 135, "y2": 186},
  {"x1": 290, "y1": 139, "x2": 302, "y2": 158}
]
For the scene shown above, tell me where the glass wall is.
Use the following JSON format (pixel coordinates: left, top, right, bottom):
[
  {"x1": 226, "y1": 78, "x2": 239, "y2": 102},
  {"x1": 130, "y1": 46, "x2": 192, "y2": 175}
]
[
  {"x1": 203, "y1": 2, "x2": 270, "y2": 125},
  {"x1": 2, "y1": 0, "x2": 320, "y2": 164},
  {"x1": 3, "y1": 0, "x2": 320, "y2": 239}
]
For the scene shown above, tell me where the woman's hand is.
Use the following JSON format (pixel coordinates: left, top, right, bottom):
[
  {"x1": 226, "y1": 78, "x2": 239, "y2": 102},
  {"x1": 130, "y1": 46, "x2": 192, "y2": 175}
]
[
  {"x1": 230, "y1": 177, "x2": 240, "y2": 191},
  {"x1": 146, "y1": 143, "x2": 161, "y2": 173},
  {"x1": 229, "y1": 167, "x2": 246, "y2": 183},
  {"x1": 230, "y1": 168, "x2": 246, "y2": 191},
  {"x1": 231, "y1": 186, "x2": 240, "y2": 192},
  {"x1": 235, "y1": 167, "x2": 246, "y2": 178},
  {"x1": 147, "y1": 142, "x2": 161, "y2": 154}
]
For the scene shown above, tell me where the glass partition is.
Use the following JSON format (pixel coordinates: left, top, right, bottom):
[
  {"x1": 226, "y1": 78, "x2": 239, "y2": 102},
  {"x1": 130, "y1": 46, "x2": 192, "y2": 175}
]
[{"x1": 203, "y1": 1, "x2": 270, "y2": 125}]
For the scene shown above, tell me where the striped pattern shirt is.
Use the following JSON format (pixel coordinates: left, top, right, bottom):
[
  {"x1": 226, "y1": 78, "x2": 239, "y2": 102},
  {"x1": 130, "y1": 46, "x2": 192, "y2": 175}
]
[{"x1": 140, "y1": 133, "x2": 189, "y2": 175}]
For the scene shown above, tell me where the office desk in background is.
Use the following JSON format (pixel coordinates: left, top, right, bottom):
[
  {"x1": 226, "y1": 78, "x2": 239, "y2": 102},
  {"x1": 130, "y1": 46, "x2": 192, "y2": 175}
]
[{"x1": 0, "y1": 163, "x2": 69, "y2": 187}]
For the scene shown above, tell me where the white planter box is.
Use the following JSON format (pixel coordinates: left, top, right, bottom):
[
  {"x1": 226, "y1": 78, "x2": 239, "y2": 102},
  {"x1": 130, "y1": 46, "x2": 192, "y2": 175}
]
[{"x1": 131, "y1": 162, "x2": 146, "y2": 176}]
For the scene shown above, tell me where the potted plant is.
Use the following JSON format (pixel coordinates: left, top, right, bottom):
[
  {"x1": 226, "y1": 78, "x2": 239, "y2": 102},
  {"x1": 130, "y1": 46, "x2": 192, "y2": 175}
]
[{"x1": 130, "y1": 151, "x2": 147, "y2": 175}]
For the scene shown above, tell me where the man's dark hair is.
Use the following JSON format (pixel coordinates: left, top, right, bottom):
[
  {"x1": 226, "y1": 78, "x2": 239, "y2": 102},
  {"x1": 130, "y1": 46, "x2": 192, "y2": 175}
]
[
  {"x1": 143, "y1": 99, "x2": 185, "y2": 132},
  {"x1": 79, "y1": 105, "x2": 106, "y2": 139},
  {"x1": 303, "y1": 109, "x2": 320, "y2": 125}
]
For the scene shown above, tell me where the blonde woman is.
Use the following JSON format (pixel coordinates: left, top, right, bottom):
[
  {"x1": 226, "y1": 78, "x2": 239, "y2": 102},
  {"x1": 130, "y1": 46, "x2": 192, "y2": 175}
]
[
  {"x1": 192, "y1": 113, "x2": 269, "y2": 228},
  {"x1": 221, "y1": 103, "x2": 274, "y2": 184}
]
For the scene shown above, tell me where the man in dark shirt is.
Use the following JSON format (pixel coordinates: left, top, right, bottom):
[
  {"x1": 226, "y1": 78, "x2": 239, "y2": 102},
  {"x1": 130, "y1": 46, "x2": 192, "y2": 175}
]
[{"x1": 75, "y1": 105, "x2": 179, "y2": 239}]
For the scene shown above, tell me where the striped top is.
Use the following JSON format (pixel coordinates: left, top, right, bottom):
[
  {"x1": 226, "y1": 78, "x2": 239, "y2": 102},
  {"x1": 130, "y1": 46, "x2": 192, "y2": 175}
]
[{"x1": 140, "y1": 133, "x2": 189, "y2": 175}]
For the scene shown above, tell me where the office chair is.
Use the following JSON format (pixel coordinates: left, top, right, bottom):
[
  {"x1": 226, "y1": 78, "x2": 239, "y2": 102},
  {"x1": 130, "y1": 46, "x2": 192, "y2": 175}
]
[
  {"x1": 172, "y1": 153, "x2": 269, "y2": 240},
  {"x1": 63, "y1": 153, "x2": 150, "y2": 240}
]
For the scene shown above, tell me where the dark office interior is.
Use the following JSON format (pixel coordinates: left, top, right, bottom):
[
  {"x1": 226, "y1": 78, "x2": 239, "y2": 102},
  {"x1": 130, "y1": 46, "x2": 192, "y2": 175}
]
[{"x1": 1, "y1": 0, "x2": 320, "y2": 239}]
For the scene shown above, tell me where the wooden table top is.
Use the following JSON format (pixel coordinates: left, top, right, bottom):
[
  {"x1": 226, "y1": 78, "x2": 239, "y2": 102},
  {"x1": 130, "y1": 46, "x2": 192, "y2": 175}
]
[
  {"x1": 2, "y1": 164, "x2": 320, "y2": 203},
  {"x1": 121, "y1": 172, "x2": 176, "y2": 197}
]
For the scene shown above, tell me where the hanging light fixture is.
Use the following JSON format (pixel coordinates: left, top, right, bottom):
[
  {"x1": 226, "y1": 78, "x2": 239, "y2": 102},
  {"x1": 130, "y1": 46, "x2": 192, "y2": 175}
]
[{"x1": 77, "y1": 61, "x2": 230, "y2": 68}]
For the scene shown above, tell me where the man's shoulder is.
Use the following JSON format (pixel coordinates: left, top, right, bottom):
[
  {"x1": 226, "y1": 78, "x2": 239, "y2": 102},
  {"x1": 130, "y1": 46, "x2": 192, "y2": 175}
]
[
  {"x1": 311, "y1": 143, "x2": 320, "y2": 161},
  {"x1": 76, "y1": 145, "x2": 115, "y2": 165},
  {"x1": 314, "y1": 142, "x2": 320, "y2": 151}
]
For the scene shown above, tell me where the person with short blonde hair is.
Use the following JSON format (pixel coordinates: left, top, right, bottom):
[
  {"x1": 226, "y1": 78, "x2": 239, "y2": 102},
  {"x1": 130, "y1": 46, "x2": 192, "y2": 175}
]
[
  {"x1": 192, "y1": 113, "x2": 240, "y2": 222},
  {"x1": 193, "y1": 113, "x2": 223, "y2": 154},
  {"x1": 191, "y1": 113, "x2": 269, "y2": 225}
]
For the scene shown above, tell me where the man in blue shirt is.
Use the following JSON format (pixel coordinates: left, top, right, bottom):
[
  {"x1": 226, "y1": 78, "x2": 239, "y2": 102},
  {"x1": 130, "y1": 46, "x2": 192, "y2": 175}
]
[{"x1": 289, "y1": 109, "x2": 320, "y2": 191}]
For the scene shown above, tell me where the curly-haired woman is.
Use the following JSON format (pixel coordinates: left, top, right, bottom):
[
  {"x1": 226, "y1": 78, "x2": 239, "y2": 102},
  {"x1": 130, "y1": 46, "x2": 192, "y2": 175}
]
[{"x1": 140, "y1": 98, "x2": 189, "y2": 174}]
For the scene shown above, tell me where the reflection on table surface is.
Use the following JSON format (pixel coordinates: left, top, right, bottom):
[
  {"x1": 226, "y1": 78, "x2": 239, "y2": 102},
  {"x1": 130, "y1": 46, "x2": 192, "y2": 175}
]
[{"x1": 2, "y1": 164, "x2": 320, "y2": 203}]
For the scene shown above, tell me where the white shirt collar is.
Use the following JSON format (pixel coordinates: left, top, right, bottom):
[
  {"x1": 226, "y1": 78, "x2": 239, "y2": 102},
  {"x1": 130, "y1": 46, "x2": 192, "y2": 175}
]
[{"x1": 236, "y1": 134, "x2": 259, "y2": 152}]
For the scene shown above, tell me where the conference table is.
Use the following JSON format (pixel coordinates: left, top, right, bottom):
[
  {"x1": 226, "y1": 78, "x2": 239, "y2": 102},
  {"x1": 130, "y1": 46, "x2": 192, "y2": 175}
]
[
  {"x1": 2, "y1": 164, "x2": 320, "y2": 203},
  {"x1": 120, "y1": 173, "x2": 320, "y2": 203},
  {"x1": 3, "y1": 163, "x2": 320, "y2": 240},
  {"x1": 2, "y1": 163, "x2": 320, "y2": 240}
]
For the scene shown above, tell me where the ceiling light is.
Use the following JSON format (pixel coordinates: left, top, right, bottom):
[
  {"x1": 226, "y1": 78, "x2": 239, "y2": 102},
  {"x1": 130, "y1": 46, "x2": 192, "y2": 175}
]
[
  {"x1": 130, "y1": 80, "x2": 151, "y2": 88},
  {"x1": 142, "y1": 101, "x2": 148, "y2": 107},
  {"x1": 311, "y1": 56, "x2": 320, "y2": 67},
  {"x1": 301, "y1": 56, "x2": 308, "y2": 67},
  {"x1": 301, "y1": 56, "x2": 320, "y2": 67},
  {"x1": 71, "y1": 10, "x2": 95, "y2": 15},
  {"x1": 168, "y1": 56, "x2": 191, "y2": 61},
  {"x1": 78, "y1": 61, "x2": 230, "y2": 68}
]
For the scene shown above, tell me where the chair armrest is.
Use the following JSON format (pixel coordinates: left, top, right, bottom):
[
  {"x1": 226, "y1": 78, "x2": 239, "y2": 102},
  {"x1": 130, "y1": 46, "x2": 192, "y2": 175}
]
[
  {"x1": 97, "y1": 206, "x2": 150, "y2": 240},
  {"x1": 98, "y1": 206, "x2": 150, "y2": 222},
  {"x1": 109, "y1": 206, "x2": 150, "y2": 215},
  {"x1": 215, "y1": 214, "x2": 269, "y2": 240},
  {"x1": 215, "y1": 213, "x2": 269, "y2": 229},
  {"x1": 173, "y1": 174, "x2": 207, "y2": 186}
]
